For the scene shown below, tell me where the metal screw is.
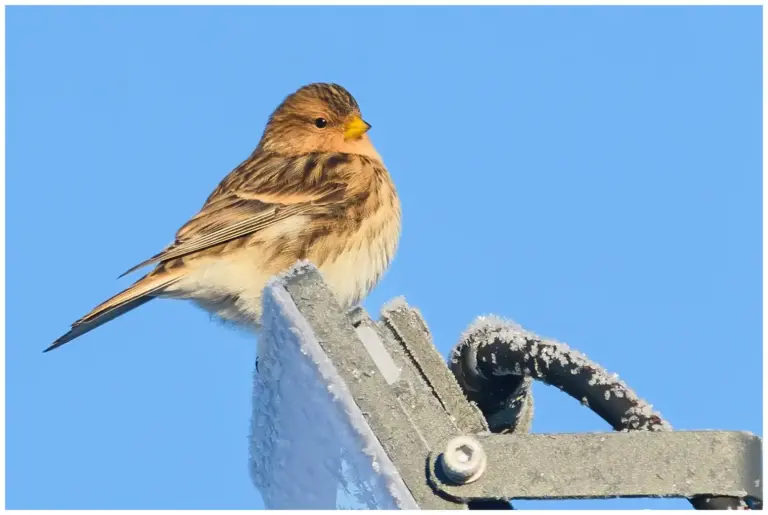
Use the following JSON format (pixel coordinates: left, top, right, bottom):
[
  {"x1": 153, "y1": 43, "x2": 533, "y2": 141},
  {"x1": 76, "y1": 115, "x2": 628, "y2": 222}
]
[{"x1": 440, "y1": 435, "x2": 487, "y2": 484}]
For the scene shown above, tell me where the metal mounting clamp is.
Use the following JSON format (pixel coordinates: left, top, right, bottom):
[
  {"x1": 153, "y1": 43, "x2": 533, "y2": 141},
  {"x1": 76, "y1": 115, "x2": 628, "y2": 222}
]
[
  {"x1": 428, "y1": 432, "x2": 762, "y2": 504},
  {"x1": 250, "y1": 263, "x2": 763, "y2": 510}
]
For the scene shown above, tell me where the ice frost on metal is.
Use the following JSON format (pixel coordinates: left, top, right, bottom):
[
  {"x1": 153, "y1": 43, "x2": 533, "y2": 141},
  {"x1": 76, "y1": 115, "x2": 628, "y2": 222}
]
[
  {"x1": 455, "y1": 315, "x2": 672, "y2": 431},
  {"x1": 248, "y1": 282, "x2": 418, "y2": 510}
]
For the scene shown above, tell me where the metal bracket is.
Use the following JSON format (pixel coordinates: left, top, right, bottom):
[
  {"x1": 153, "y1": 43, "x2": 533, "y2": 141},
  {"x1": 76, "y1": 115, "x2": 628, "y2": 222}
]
[
  {"x1": 277, "y1": 263, "x2": 482, "y2": 509},
  {"x1": 251, "y1": 263, "x2": 763, "y2": 509},
  {"x1": 428, "y1": 432, "x2": 762, "y2": 503}
]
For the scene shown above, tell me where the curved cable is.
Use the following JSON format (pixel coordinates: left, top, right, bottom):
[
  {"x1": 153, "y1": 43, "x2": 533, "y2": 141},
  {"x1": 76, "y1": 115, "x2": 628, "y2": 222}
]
[{"x1": 449, "y1": 315, "x2": 755, "y2": 510}]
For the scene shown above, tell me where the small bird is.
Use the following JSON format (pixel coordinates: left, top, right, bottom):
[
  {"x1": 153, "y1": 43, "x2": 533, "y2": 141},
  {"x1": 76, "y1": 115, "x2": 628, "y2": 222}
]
[{"x1": 47, "y1": 83, "x2": 401, "y2": 352}]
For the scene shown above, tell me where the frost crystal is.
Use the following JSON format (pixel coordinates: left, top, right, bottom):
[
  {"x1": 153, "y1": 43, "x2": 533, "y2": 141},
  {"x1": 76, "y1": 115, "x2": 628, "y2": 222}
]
[
  {"x1": 249, "y1": 284, "x2": 418, "y2": 509},
  {"x1": 454, "y1": 314, "x2": 671, "y2": 432}
]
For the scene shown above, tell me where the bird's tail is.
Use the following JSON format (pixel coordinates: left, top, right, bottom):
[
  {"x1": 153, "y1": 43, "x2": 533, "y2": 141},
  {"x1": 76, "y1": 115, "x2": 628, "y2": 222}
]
[{"x1": 46, "y1": 272, "x2": 182, "y2": 352}]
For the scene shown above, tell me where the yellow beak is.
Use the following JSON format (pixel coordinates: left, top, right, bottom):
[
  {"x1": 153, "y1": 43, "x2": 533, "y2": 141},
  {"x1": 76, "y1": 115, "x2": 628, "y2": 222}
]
[{"x1": 343, "y1": 115, "x2": 372, "y2": 141}]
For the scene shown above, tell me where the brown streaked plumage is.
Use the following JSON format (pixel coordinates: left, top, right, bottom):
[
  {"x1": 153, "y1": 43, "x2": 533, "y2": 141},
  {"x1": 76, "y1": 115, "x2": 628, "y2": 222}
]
[{"x1": 47, "y1": 83, "x2": 401, "y2": 352}]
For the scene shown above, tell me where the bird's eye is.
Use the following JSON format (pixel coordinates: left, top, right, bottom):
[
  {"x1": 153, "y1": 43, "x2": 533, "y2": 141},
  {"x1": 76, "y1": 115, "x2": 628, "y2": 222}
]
[{"x1": 314, "y1": 118, "x2": 328, "y2": 129}]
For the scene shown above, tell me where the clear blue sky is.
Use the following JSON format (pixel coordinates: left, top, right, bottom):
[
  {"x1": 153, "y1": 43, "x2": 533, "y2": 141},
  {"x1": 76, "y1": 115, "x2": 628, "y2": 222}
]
[{"x1": 6, "y1": 5, "x2": 762, "y2": 510}]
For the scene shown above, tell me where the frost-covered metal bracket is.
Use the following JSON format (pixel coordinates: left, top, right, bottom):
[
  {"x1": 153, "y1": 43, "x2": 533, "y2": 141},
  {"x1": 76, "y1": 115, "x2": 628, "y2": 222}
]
[
  {"x1": 250, "y1": 263, "x2": 762, "y2": 509},
  {"x1": 427, "y1": 432, "x2": 762, "y2": 504}
]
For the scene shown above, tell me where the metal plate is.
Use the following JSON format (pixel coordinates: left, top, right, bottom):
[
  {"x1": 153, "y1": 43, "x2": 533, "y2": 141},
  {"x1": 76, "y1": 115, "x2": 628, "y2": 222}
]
[{"x1": 429, "y1": 431, "x2": 763, "y2": 503}]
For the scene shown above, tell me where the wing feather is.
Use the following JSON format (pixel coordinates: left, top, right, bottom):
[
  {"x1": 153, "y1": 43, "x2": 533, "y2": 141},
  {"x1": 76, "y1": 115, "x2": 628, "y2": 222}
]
[{"x1": 119, "y1": 153, "x2": 349, "y2": 277}]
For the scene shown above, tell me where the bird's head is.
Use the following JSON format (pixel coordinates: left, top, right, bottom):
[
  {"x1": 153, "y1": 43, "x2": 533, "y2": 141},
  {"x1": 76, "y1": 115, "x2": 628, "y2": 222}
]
[{"x1": 259, "y1": 83, "x2": 379, "y2": 159}]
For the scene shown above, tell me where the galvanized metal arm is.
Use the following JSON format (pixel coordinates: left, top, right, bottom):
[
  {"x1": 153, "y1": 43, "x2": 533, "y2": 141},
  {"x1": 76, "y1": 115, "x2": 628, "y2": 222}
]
[
  {"x1": 249, "y1": 263, "x2": 762, "y2": 509},
  {"x1": 428, "y1": 431, "x2": 761, "y2": 504}
]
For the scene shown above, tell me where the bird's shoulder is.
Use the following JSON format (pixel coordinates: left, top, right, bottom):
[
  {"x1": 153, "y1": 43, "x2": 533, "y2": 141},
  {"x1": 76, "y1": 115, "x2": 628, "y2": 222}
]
[
  {"x1": 203, "y1": 150, "x2": 385, "y2": 205},
  {"x1": 173, "y1": 150, "x2": 388, "y2": 242}
]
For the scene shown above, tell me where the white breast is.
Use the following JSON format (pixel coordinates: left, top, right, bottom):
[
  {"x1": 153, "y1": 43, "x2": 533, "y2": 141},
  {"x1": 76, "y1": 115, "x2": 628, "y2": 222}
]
[
  {"x1": 318, "y1": 209, "x2": 400, "y2": 309},
  {"x1": 161, "y1": 215, "x2": 312, "y2": 325}
]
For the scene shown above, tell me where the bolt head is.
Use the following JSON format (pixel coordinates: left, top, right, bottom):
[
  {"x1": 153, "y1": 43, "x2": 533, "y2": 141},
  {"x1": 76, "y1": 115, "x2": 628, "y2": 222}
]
[{"x1": 441, "y1": 435, "x2": 487, "y2": 484}]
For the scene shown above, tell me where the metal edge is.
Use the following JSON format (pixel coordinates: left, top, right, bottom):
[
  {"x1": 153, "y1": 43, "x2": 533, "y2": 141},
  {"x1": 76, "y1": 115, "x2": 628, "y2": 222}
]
[{"x1": 278, "y1": 264, "x2": 464, "y2": 509}]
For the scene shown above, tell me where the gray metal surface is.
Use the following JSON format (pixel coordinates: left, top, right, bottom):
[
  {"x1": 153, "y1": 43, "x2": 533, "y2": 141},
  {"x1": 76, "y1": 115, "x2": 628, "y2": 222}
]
[
  {"x1": 280, "y1": 264, "x2": 464, "y2": 509},
  {"x1": 379, "y1": 300, "x2": 488, "y2": 435},
  {"x1": 251, "y1": 277, "x2": 419, "y2": 509},
  {"x1": 428, "y1": 431, "x2": 763, "y2": 503},
  {"x1": 354, "y1": 307, "x2": 465, "y2": 464},
  {"x1": 254, "y1": 263, "x2": 761, "y2": 509}
]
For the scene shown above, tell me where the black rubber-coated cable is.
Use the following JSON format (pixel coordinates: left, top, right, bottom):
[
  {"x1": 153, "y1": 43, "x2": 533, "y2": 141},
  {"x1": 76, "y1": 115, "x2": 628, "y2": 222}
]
[{"x1": 449, "y1": 316, "x2": 756, "y2": 511}]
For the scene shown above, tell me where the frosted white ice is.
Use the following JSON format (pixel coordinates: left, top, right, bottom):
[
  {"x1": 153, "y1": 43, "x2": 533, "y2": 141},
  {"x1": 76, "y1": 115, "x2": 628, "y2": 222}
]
[
  {"x1": 381, "y1": 296, "x2": 409, "y2": 313},
  {"x1": 457, "y1": 315, "x2": 672, "y2": 431},
  {"x1": 249, "y1": 280, "x2": 419, "y2": 509}
]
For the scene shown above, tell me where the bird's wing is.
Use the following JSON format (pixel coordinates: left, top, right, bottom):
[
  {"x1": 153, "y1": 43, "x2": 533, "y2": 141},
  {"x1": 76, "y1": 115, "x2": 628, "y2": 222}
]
[{"x1": 120, "y1": 153, "x2": 348, "y2": 277}]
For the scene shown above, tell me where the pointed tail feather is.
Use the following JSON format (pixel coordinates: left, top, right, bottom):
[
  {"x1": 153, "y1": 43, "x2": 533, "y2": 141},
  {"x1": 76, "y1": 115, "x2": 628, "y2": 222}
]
[
  {"x1": 46, "y1": 273, "x2": 181, "y2": 352},
  {"x1": 117, "y1": 250, "x2": 166, "y2": 279}
]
